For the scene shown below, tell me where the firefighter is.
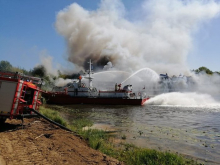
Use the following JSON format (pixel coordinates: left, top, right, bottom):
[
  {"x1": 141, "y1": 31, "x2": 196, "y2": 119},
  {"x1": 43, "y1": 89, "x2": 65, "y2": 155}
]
[
  {"x1": 115, "y1": 83, "x2": 117, "y2": 91},
  {"x1": 118, "y1": 84, "x2": 121, "y2": 90}
]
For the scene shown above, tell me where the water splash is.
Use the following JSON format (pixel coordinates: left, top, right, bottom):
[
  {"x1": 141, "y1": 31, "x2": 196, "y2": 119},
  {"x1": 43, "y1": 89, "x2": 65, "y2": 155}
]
[
  {"x1": 121, "y1": 68, "x2": 159, "y2": 84},
  {"x1": 146, "y1": 92, "x2": 220, "y2": 107}
]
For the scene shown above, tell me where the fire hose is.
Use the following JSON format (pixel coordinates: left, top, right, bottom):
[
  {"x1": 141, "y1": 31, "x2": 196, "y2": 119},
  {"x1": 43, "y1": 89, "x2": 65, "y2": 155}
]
[{"x1": 28, "y1": 108, "x2": 73, "y2": 132}]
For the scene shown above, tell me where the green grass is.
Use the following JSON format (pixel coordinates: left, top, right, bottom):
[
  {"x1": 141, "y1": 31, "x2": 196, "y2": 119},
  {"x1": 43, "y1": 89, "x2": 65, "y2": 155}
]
[
  {"x1": 80, "y1": 129, "x2": 106, "y2": 149},
  {"x1": 39, "y1": 106, "x2": 68, "y2": 127},
  {"x1": 78, "y1": 129, "x2": 195, "y2": 165},
  {"x1": 120, "y1": 146, "x2": 196, "y2": 165},
  {"x1": 72, "y1": 118, "x2": 93, "y2": 130},
  {"x1": 39, "y1": 105, "x2": 197, "y2": 165},
  {"x1": 78, "y1": 129, "x2": 120, "y2": 157}
]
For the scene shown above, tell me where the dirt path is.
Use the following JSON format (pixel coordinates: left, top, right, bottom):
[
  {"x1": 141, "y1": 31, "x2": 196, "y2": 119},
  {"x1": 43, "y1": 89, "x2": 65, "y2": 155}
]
[{"x1": 0, "y1": 118, "x2": 123, "y2": 165}]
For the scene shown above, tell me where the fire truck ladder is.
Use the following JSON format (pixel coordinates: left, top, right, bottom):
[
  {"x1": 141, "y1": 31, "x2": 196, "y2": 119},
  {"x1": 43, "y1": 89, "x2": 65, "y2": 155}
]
[{"x1": 20, "y1": 85, "x2": 27, "y2": 101}]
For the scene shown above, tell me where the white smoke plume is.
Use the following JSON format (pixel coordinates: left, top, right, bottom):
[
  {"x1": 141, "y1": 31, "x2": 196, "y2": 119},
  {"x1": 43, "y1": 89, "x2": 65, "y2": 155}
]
[
  {"x1": 55, "y1": 0, "x2": 220, "y2": 75},
  {"x1": 192, "y1": 72, "x2": 220, "y2": 96},
  {"x1": 40, "y1": 51, "x2": 59, "y2": 76},
  {"x1": 54, "y1": 78, "x2": 72, "y2": 87},
  {"x1": 103, "y1": 62, "x2": 113, "y2": 70},
  {"x1": 39, "y1": 51, "x2": 76, "y2": 87}
]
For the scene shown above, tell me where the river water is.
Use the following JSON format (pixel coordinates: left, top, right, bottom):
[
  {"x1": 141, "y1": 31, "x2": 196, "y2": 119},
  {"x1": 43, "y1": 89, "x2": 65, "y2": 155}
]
[{"x1": 62, "y1": 95, "x2": 220, "y2": 164}]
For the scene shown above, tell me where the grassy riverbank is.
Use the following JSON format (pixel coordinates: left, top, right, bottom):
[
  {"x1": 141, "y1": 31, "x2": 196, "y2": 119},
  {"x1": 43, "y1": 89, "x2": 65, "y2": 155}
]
[{"x1": 39, "y1": 106, "x2": 198, "y2": 165}]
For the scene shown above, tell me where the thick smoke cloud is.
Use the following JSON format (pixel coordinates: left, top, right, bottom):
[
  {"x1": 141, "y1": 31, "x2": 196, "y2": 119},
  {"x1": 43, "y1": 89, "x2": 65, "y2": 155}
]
[{"x1": 55, "y1": 0, "x2": 220, "y2": 74}]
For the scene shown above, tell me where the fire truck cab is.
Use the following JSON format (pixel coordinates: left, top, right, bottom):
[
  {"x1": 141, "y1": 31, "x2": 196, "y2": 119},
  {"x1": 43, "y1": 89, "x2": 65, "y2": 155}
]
[{"x1": 0, "y1": 71, "x2": 42, "y2": 124}]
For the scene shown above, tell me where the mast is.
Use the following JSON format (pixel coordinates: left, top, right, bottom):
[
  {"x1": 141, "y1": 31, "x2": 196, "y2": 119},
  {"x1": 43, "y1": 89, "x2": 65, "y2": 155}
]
[{"x1": 88, "y1": 59, "x2": 93, "y2": 88}]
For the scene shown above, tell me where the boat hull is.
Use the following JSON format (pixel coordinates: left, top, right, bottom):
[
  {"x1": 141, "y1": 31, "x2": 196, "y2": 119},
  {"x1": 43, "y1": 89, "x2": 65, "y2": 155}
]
[{"x1": 43, "y1": 93, "x2": 149, "y2": 105}]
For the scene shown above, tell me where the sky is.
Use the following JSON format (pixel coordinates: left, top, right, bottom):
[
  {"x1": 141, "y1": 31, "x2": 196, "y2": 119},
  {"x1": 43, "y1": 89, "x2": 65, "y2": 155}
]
[{"x1": 0, "y1": 0, "x2": 220, "y2": 74}]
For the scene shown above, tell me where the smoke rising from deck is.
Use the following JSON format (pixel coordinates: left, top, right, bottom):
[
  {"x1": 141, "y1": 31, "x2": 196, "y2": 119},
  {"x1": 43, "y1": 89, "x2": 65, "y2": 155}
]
[{"x1": 55, "y1": 0, "x2": 220, "y2": 74}]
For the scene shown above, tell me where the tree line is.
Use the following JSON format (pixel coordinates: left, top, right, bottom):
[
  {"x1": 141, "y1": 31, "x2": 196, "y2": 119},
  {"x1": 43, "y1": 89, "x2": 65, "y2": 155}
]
[
  {"x1": 0, "y1": 60, "x2": 80, "y2": 90},
  {"x1": 192, "y1": 66, "x2": 220, "y2": 75},
  {"x1": 0, "y1": 60, "x2": 80, "y2": 79},
  {"x1": 0, "y1": 60, "x2": 219, "y2": 79}
]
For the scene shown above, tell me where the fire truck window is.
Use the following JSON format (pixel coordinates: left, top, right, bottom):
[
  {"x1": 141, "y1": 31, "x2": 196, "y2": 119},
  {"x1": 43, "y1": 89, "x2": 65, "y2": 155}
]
[{"x1": 24, "y1": 89, "x2": 35, "y2": 105}]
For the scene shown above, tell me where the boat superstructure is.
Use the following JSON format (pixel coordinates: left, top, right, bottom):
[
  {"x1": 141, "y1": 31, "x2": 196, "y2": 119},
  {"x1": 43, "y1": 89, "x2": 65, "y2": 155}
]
[
  {"x1": 157, "y1": 73, "x2": 195, "y2": 93},
  {"x1": 42, "y1": 60, "x2": 149, "y2": 105}
]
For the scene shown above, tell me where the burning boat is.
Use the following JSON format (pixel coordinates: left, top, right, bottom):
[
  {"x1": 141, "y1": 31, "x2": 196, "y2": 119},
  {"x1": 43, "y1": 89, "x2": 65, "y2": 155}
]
[
  {"x1": 42, "y1": 60, "x2": 149, "y2": 105},
  {"x1": 157, "y1": 73, "x2": 195, "y2": 93}
]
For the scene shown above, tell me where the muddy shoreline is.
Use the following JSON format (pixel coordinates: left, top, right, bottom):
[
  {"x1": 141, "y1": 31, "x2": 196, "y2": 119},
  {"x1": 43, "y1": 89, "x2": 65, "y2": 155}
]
[{"x1": 0, "y1": 118, "x2": 122, "y2": 165}]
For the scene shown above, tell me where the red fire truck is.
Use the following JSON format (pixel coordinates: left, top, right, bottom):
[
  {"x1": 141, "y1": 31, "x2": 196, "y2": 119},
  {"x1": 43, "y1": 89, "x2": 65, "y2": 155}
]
[{"x1": 0, "y1": 71, "x2": 43, "y2": 123}]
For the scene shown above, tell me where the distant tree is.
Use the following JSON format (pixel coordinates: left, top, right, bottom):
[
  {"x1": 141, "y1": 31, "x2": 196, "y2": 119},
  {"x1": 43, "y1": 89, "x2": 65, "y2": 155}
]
[
  {"x1": 31, "y1": 65, "x2": 46, "y2": 77},
  {"x1": 11, "y1": 67, "x2": 31, "y2": 75},
  {"x1": 21, "y1": 68, "x2": 31, "y2": 75},
  {"x1": 0, "y1": 60, "x2": 13, "y2": 71},
  {"x1": 215, "y1": 71, "x2": 220, "y2": 75},
  {"x1": 57, "y1": 69, "x2": 81, "y2": 79},
  {"x1": 195, "y1": 66, "x2": 213, "y2": 75}
]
